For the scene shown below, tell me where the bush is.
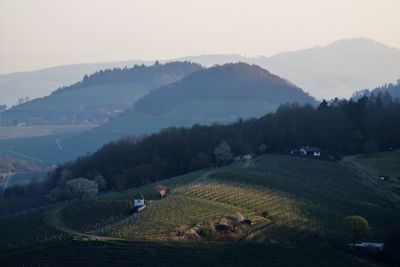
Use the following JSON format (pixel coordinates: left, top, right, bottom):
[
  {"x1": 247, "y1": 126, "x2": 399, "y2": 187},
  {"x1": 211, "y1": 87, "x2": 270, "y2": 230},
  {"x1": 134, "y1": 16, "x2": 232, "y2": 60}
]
[
  {"x1": 198, "y1": 227, "x2": 215, "y2": 240},
  {"x1": 334, "y1": 155, "x2": 343, "y2": 161},
  {"x1": 343, "y1": 215, "x2": 371, "y2": 245}
]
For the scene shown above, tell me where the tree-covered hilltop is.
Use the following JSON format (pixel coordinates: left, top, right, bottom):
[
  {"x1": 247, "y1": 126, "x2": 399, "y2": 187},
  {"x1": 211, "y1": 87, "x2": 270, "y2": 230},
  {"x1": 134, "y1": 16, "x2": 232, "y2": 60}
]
[
  {"x1": 134, "y1": 62, "x2": 315, "y2": 116},
  {"x1": 352, "y1": 80, "x2": 400, "y2": 99},
  {"x1": 52, "y1": 61, "x2": 202, "y2": 94},
  {"x1": 0, "y1": 61, "x2": 202, "y2": 126},
  {"x1": 50, "y1": 94, "x2": 400, "y2": 191},
  {"x1": 39, "y1": 62, "x2": 316, "y2": 159}
]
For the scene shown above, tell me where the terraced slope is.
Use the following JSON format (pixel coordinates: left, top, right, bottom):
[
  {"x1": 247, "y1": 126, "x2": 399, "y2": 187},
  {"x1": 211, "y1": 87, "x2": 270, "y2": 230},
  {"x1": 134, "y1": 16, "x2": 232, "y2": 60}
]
[{"x1": 47, "y1": 171, "x2": 206, "y2": 234}]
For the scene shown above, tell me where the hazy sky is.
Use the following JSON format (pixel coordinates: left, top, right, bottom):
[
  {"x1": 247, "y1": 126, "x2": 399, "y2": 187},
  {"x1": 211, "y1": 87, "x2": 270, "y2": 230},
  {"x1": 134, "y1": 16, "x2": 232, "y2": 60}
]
[{"x1": 0, "y1": 0, "x2": 399, "y2": 74}]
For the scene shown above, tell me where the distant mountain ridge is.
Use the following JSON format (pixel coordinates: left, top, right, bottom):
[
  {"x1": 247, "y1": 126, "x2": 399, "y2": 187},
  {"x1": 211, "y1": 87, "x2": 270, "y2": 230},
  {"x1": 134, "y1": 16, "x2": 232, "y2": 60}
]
[
  {"x1": 257, "y1": 38, "x2": 400, "y2": 99},
  {"x1": 1, "y1": 38, "x2": 398, "y2": 106},
  {"x1": 0, "y1": 60, "x2": 155, "y2": 107}
]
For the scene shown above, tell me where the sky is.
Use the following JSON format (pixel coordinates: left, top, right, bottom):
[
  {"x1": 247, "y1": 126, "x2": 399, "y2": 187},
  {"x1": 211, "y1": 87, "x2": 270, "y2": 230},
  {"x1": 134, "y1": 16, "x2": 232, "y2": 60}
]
[{"x1": 0, "y1": 0, "x2": 399, "y2": 74}]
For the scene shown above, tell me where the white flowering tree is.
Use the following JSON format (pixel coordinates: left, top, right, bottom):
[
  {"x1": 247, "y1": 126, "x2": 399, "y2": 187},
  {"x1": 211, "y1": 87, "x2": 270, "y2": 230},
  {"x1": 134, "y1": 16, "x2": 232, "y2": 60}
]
[
  {"x1": 94, "y1": 175, "x2": 108, "y2": 191},
  {"x1": 63, "y1": 177, "x2": 98, "y2": 199},
  {"x1": 214, "y1": 141, "x2": 233, "y2": 165}
]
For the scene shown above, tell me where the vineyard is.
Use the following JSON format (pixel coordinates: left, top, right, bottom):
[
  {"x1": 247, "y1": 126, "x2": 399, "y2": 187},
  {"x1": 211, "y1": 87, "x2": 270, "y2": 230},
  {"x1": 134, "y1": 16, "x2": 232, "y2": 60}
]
[
  {"x1": 105, "y1": 194, "x2": 244, "y2": 240},
  {"x1": 206, "y1": 155, "x2": 400, "y2": 239},
  {"x1": 0, "y1": 154, "x2": 398, "y2": 266},
  {"x1": 46, "y1": 170, "x2": 207, "y2": 234},
  {"x1": 181, "y1": 181, "x2": 328, "y2": 241}
]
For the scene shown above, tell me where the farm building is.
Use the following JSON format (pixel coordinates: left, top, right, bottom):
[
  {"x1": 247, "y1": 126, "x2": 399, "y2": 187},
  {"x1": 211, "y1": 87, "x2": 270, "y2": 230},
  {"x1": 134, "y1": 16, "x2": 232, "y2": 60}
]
[
  {"x1": 290, "y1": 146, "x2": 321, "y2": 157},
  {"x1": 133, "y1": 193, "x2": 145, "y2": 208},
  {"x1": 300, "y1": 146, "x2": 321, "y2": 157},
  {"x1": 134, "y1": 199, "x2": 145, "y2": 207},
  {"x1": 379, "y1": 175, "x2": 389, "y2": 181}
]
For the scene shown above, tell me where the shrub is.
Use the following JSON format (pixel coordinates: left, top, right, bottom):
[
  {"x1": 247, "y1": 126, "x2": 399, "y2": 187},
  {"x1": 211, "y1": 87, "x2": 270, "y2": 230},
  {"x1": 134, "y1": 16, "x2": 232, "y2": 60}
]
[
  {"x1": 198, "y1": 227, "x2": 215, "y2": 240},
  {"x1": 343, "y1": 215, "x2": 371, "y2": 245}
]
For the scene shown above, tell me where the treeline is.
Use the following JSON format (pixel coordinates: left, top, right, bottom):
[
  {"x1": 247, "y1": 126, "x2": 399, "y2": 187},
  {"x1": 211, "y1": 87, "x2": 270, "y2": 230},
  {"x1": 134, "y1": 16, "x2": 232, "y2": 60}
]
[
  {"x1": 49, "y1": 94, "x2": 400, "y2": 191},
  {"x1": 352, "y1": 81, "x2": 400, "y2": 99},
  {"x1": 52, "y1": 61, "x2": 202, "y2": 94}
]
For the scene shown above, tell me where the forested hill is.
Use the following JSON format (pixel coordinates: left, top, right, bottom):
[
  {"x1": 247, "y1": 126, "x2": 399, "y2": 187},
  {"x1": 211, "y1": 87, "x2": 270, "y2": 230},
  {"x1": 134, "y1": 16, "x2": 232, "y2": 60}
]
[
  {"x1": 134, "y1": 62, "x2": 315, "y2": 115},
  {"x1": 50, "y1": 94, "x2": 400, "y2": 191},
  {"x1": 52, "y1": 61, "x2": 201, "y2": 94},
  {"x1": 57, "y1": 63, "x2": 316, "y2": 156},
  {"x1": 352, "y1": 81, "x2": 400, "y2": 99},
  {"x1": 0, "y1": 61, "x2": 202, "y2": 126}
]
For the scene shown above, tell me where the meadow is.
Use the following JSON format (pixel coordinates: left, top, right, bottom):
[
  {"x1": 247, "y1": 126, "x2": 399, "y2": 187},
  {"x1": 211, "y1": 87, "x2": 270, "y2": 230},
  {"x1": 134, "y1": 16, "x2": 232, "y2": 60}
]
[
  {"x1": 0, "y1": 125, "x2": 95, "y2": 140},
  {"x1": 354, "y1": 151, "x2": 400, "y2": 178}
]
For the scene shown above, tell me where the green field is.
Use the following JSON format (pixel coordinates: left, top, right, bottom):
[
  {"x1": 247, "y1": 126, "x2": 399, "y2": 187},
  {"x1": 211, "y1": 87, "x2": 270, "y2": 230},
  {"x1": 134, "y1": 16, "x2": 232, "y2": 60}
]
[
  {"x1": 0, "y1": 195, "x2": 50, "y2": 216},
  {"x1": 354, "y1": 151, "x2": 400, "y2": 178},
  {"x1": 0, "y1": 134, "x2": 82, "y2": 163},
  {"x1": 0, "y1": 125, "x2": 95, "y2": 140},
  {"x1": 0, "y1": 154, "x2": 397, "y2": 266}
]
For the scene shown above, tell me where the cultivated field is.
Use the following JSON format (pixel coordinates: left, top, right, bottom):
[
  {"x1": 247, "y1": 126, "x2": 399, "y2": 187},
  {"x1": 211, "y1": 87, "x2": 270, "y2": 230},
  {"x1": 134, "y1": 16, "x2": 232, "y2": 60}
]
[
  {"x1": 0, "y1": 154, "x2": 398, "y2": 266},
  {"x1": 0, "y1": 125, "x2": 95, "y2": 140}
]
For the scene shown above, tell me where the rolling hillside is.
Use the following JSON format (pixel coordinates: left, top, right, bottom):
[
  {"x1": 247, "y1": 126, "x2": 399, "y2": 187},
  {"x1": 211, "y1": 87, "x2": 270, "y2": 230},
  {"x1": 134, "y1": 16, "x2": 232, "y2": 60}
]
[
  {"x1": 0, "y1": 62, "x2": 202, "y2": 126},
  {"x1": 0, "y1": 60, "x2": 154, "y2": 107},
  {"x1": 57, "y1": 63, "x2": 315, "y2": 157},
  {"x1": 1, "y1": 154, "x2": 396, "y2": 266}
]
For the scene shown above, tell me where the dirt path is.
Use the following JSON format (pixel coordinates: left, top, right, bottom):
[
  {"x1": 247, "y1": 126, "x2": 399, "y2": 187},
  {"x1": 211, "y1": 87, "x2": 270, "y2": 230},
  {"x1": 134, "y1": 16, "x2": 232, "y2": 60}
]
[
  {"x1": 341, "y1": 155, "x2": 400, "y2": 203},
  {"x1": 8, "y1": 150, "x2": 44, "y2": 163},
  {"x1": 55, "y1": 137, "x2": 64, "y2": 151}
]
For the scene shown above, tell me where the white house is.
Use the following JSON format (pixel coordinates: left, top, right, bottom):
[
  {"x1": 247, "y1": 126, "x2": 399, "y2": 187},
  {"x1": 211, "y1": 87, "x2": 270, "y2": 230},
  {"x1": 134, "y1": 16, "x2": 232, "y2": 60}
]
[
  {"x1": 134, "y1": 199, "x2": 145, "y2": 207},
  {"x1": 299, "y1": 146, "x2": 321, "y2": 157}
]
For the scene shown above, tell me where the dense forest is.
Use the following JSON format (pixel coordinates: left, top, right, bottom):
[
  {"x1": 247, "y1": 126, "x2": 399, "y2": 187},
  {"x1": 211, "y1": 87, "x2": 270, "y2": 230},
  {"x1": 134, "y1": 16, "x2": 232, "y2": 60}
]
[{"x1": 49, "y1": 93, "x2": 400, "y2": 191}]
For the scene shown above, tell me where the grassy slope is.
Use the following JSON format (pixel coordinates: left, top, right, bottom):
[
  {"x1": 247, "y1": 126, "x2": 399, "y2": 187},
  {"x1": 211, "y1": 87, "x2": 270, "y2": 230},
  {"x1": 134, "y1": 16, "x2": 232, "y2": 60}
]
[
  {"x1": 0, "y1": 134, "x2": 79, "y2": 163},
  {"x1": 0, "y1": 195, "x2": 50, "y2": 216},
  {"x1": 0, "y1": 155, "x2": 396, "y2": 266},
  {"x1": 101, "y1": 155, "x2": 398, "y2": 242},
  {"x1": 0, "y1": 100, "x2": 280, "y2": 164},
  {"x1": 0, "y1": 239, "x2": 370, "y2": 267},
  {"x1": 353, "y1": 151, "x2": 400, "y2": 204},
  {"x1": 354, "y1": 151, "x2": 400, "y2": 178}
]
